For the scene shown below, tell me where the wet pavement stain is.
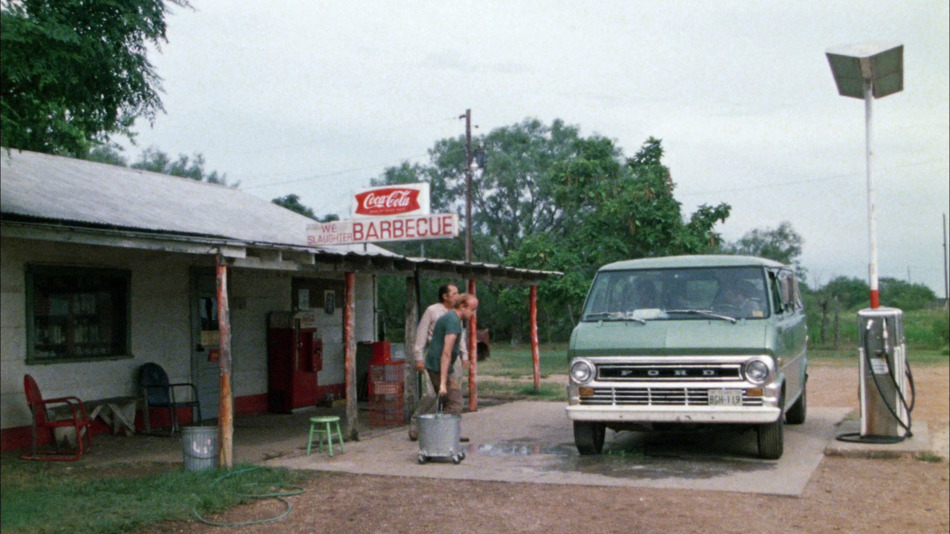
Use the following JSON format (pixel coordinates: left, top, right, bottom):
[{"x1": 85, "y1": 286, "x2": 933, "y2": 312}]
[
  {"x1": 474, "y1": 441, "x2": 576, "y2": 457},
  {"x1": 553, "y1": 453, "x2": 775, "y2": 480},
  {"x1": 467, "y1": 429, "x2": 777, "y2": 481}
]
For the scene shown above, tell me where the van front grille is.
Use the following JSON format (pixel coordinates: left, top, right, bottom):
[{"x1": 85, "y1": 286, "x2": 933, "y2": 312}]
[{"x1": 579, "y1": 387, "x2": 763, "y2": 407}]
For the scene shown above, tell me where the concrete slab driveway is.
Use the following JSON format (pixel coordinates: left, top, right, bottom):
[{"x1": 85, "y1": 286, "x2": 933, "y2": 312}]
[{"x1": 269, "y1": 401, "x2": 850, "y2": 497}]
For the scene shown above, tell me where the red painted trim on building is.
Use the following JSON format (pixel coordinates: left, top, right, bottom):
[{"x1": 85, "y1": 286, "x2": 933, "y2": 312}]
[
  {"x1": 234, "y1": 393, "x2": 268, "y2": 415},
  {"x1": 1, "y1": 391, "x2": 347, "y2": 452}
]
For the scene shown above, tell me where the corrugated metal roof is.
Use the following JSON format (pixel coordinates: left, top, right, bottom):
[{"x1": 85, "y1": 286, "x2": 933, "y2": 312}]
[
  {"x1": 1, "y1": 150, "x2": 560, "y2": 282},
  {"x1": 0, "y1": 149, "x2": 394, "y2": 256}
]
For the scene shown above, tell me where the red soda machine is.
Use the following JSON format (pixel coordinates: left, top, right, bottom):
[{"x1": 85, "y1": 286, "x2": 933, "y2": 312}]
[{"x1": 267, "y1": 311, "x2": 322, "y2": 413}]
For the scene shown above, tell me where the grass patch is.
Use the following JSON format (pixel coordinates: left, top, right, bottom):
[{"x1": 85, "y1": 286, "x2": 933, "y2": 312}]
[
  {"x1": 478, "y1": 343, "x2": 567, "y2": 379},
  {"x1": 915, "y1": 451, "x2": 946, "y2": 463},
  {"x1": 0, "y1": 456, "x2": 304, "y2": 534},
  {"x1": 478, "y1": 379, "x2": 565, "y2": 401},
  {"x1": 809, "y1": 346, "x2": 949, "y2": 366}
]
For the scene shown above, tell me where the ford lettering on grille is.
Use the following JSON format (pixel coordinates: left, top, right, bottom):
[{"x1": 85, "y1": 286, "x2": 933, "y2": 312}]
[{"x1": 598, "y1": 365, "x2": 740, "y2": 380}]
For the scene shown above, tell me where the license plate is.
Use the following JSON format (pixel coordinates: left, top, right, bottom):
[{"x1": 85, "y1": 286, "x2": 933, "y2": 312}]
[{"x1": 709, "y1": 389, "x2": 742, "y2": 406}]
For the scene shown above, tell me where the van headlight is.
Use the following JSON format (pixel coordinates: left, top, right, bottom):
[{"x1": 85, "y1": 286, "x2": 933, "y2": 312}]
[
  {"x1": 570, "y1": 359, "x2": 595, "y2": 384},
  {"x1": 744, "y1": 359, "x2": 771, "y2": 384}
]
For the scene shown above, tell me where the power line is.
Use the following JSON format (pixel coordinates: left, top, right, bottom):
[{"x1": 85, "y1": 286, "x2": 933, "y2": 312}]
[
  {"x1": 241, "y1": 153, "x2": 429, "y2": 190},
  {"x1": 678, "y1": 159, "x2": 948, "y2": 198}
]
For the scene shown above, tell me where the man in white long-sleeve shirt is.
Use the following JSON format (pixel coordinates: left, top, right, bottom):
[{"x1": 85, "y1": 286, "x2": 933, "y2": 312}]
[
  {"x1": 408, "y1": 283, "x2": 468, "y2": 440},
  {"x1": 414, "y1": 284, "x2": 469, "y2": 375}
]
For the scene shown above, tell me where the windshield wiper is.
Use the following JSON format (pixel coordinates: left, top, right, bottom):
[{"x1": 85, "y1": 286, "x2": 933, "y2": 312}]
[
  {"x1": 584, "y1": 311, "x2": 647, "y2": 324},
  {"x1": 666, "y1": 309, "x2": 737, "y2": 324}
]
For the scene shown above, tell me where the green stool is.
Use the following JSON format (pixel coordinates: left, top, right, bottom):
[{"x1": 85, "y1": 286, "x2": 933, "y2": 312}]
[{"x1": 307, "y1": 415, "x2": 345, "y2": 456}]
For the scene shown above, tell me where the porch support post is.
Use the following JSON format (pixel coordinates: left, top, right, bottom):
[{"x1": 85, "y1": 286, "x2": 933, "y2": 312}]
[
  {"x1": 343, "y1": 272, "x2": 358, "y2": 440},
  {"x1": 467, "y1": 279, "x2": 478, "y2": 412},
  {"x1": 215, "y1": 254, "x2": 234, "y2": 468},
  {"x1": 530, "y1": 284, "x2": 540, "y2": 392},
  {"x1": 404, "y1": 275, "x2": 419, "y2": 417}
]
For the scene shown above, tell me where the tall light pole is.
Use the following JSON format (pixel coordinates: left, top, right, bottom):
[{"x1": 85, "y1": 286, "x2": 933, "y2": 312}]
[
  {"x1": 827, "y1": 43, "x2": 912, "y2": 442},
  {"x1": 826, "y1": 42, "x2": 903, "y2": 308}
]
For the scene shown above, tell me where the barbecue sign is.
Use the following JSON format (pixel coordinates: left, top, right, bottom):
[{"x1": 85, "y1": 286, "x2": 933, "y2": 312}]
[{"x1": 307, "y1": 183, "x2": 458, "y2": 246}]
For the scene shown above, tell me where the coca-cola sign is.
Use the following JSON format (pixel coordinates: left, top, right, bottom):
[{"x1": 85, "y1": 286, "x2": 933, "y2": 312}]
[{"x1": 352, "y1": 183, "x2": 430, "y2": 218}]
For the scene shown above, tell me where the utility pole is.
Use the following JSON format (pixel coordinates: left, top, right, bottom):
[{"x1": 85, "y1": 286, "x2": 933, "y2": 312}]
[
  {"x1": 943, "y1": 213, "x2": 948, "y2": 304},
  {"x1": 461, "y1": 109, "x2": 473, "y2": 263}
]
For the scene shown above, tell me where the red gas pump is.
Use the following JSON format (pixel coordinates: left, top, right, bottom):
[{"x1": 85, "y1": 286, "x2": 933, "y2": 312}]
[{"x1": 267, "y1": 311, "x2": 321, "y2": 413}]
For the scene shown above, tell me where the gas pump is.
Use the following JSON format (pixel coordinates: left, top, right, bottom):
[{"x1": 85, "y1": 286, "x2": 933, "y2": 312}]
[{"x1": 840, "y1": 307, "x2": 915, "y2": 443}]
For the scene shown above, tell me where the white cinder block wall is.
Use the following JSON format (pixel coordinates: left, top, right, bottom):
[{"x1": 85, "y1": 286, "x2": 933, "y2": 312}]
[{"x1": 1, "y1": 236, "x2": 379, "y2": 431}]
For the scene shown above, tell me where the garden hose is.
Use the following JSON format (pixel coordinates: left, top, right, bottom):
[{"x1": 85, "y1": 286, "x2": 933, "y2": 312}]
[{"x1": 193, "y1": 466, "x2": 305, "y2": 527}]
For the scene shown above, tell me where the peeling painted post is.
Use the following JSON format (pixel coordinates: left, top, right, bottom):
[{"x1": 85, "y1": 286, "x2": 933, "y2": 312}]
[
  {"x1": 530, "y1": 284, "x2": 540, "y2": 392},
  {"x1": 343, "y1": 272, "x2": 358, "y2": 440},
  {"x1": 467, "y1": 279, "x2": 478, "y2": 412},
  {"x1": 215, "y1": 254, "x2": 233, "y2": 468},
  {"x1": 404, "y1": 274, "x2": 419, "y2": 418}
]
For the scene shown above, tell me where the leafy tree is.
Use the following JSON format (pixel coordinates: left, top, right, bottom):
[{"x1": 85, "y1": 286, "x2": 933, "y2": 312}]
[
  {"x1": 131, "y1": 147, "x2": 235, "y2": 186},
  {"x1": 374, "y1": 128, "x2": 732, "y2": 341},
  {"x1": 503, "y1": 136, "x2": 731, "y2": 339},
  {"x1": 1, "y1": 0, "x2": 188, "y2": 157},
  {"x1": 371, "y1": 119, "x2": 587, "y2": 262},
  {"x1": 879, "y1": 277, "x2": 937, "y2": 311},
  {"x1": 85, "y1": 144, "x2": 129, "y2": 167},
  {"x1": 272, "y1": 194, "x2": 318, "y2": 219},
  {"x1": 371, "y1": 124, "x2": 731, "y2": 342},
  {"x1": 806, "y1": 275, "x2": 935, "y2": 331},
  {"x1": 723, "y1": 221, "x2": 805, "y2": 278},
  {"x1": 822, "y1": 276, "x2": 870, "y2": 311}
]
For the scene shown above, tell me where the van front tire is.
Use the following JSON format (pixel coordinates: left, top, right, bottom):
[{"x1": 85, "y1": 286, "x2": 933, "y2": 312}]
[
  {"x1": 757, "y1": 418, "x2": 784, "y2": 460},
  {"x1": 786, "y1": 384, "x2": 807, "y2": 425},
  {"x1": 574, "y1": 421, "x2": 606, "y2": 455}
]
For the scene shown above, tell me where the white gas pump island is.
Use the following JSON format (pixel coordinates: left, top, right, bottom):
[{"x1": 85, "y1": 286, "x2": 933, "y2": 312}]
[{"x1": 826, "y1": 43, "x2": 916, "y2": 442}]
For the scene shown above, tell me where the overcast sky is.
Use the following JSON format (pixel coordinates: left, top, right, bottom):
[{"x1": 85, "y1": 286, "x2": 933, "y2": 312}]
[{"x1": 119, "y1": 1, "x2": 950, "y2": 295}]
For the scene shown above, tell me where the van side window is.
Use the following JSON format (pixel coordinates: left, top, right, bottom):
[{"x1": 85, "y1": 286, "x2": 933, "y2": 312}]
[
  {"x1": 791, "y1": 276, "x2": 803, "y2": 309},
  {"x1": 768, "y1": 271, "x2": 784, "y2": 313},
  {"x1": 774, "y1": 270, "x2": 800, "y2": 313}
]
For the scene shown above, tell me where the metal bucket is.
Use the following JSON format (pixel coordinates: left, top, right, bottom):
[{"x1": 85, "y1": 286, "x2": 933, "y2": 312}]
[
  {"x1": 417, "y1": 412, "x2": 464, "y2": 464},
  {"x1": 182, "y1": 426, "x2": 218, "y2": 472}
]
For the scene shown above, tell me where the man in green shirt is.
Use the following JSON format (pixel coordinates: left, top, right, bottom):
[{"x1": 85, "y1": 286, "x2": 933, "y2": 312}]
[{"x1": 424, "y1": 293, "x2": 478, "y2": 416}]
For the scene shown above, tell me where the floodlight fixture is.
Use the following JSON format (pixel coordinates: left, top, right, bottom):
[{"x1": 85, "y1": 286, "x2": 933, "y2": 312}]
[{"x1": 825, "y1": 42, "x2": 904, "y2": 309}]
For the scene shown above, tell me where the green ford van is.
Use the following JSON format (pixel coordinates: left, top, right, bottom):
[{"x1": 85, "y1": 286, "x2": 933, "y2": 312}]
[{"x1": 565, "y1": 255, "x2": 808, "y2": 459}]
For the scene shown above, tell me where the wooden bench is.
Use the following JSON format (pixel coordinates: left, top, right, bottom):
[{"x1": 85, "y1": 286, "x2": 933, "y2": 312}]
[{"x1": 82, "y1": 396, "x2": 138, "y2": 437}]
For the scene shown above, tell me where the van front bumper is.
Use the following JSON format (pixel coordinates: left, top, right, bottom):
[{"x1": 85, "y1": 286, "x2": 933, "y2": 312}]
[
  {"x1": 565, "y1": 404, "x2": 781, "y2": 424},
  {"x1": 565, "y1": 380, "x2": 783, "y2": 425}
]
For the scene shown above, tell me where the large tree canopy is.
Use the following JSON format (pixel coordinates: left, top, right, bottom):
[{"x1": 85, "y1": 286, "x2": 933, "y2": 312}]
[
  {"x1": 371, "y1": 119, "x2": 588, "y2": 262},
  {"x1": 1, "y1": 0, "x2": 186, "y2": 156},
  {"x1": 503, "y1": 136, "x2": 731, "y2": 337},
  {"x1": 371, "y1": 120, "x2": 732, "y2": 341}
]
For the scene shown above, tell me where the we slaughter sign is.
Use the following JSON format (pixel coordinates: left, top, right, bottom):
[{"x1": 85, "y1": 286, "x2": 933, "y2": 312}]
[
  {"x1": 307, "y1": 213, "x2": 458, "y2": 246},
  {"x1": 352, "y1": 183, "x2": 430, "y2": 218}
]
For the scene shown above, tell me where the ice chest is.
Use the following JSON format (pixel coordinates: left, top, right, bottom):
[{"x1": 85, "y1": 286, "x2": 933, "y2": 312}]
[{"x1": 417, "y1": 412, "x2": 465, "y2": 464}]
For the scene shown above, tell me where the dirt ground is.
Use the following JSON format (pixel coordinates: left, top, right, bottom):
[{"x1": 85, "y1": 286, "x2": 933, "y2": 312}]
[{"x1": 142, "y1": 362, "x2": 949, "y2": 534}]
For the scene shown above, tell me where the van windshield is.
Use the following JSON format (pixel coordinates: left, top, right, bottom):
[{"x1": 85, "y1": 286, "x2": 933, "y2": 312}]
[{"x1": 580, "y1": 266, "x2": 770, "y2": 322}]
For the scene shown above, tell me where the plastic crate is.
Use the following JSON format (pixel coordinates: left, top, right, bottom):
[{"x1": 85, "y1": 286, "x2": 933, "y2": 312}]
[
  {"x1": 370, "y1": 363, "x2": 404, "y2": 383},
  {"x1": 369, "y1": 407, "x2": 405, "y2": 426},
  {"x1": 372, "y1": 382, "x2": 402, "y2": 396}
]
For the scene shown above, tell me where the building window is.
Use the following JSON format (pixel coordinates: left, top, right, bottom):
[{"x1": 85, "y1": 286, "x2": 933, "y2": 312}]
[{"x1": 26, "y1": 265, "x2": 131, "y2": 363}]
